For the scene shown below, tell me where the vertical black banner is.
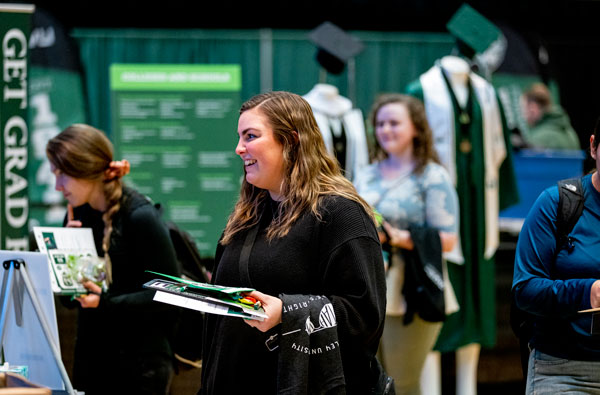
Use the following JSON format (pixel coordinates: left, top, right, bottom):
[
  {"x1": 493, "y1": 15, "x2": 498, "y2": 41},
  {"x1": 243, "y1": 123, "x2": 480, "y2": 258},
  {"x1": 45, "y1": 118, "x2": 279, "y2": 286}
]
[{"x1": 0, "y1": 4, "x2": 34, "y2": 250}]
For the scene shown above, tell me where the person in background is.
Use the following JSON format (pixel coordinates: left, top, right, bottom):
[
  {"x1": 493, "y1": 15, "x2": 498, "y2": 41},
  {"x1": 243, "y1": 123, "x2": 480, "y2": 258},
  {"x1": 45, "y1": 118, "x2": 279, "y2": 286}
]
[
  {"x1": 354, "y1": 93, "x2": 459, "y2": 394},
  {"x1": 200, "y1": 91, "x2": 386, "y2": 394},
  {"x1": 512, "y1": 119, "x2": 600, "y2": 394},
  {"x1": 46, "y1": 124, "x2": 180, "y2": 395},
  {"x1": 521, "y1": 82, "x2": 581, "y2": 150}
]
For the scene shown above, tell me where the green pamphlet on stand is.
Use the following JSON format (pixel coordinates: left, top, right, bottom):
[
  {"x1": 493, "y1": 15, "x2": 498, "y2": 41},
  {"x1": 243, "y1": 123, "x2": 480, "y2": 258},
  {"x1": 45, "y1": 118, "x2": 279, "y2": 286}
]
[{"x1": 144, "y1": 271, "x2": 267, "y2": 321}]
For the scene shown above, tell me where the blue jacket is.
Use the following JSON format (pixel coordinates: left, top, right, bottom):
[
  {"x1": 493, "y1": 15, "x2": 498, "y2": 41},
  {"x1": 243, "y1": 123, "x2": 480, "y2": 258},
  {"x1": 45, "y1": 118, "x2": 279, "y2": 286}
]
[{"x1": 513, "y1": 174, "x2": 600, "y2": 360}]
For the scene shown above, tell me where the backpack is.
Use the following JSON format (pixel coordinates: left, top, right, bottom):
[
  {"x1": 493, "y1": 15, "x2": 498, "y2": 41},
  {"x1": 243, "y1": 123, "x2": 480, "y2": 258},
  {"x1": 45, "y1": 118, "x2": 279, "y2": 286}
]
[
  {"x1": 510, "y1": 176, "x2": 584, "y2": 378},
  {"x1": 155, "y1": 203, "x2": 214, "y2": 368},
  {"x1": 166, "y1": 220, "x2": 214, "y2": 368}
]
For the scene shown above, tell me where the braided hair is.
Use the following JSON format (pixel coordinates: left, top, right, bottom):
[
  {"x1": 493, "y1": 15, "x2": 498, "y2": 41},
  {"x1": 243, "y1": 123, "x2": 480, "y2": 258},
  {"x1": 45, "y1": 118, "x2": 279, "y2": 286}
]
[{"x1": 46, "y1": 124, "x2": 124, "y2": 284}]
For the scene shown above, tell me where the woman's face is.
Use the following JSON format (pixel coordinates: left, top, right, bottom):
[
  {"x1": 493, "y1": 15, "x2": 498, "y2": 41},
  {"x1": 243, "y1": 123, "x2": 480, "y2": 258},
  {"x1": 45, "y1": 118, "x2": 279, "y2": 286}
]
[
  {"x1": 375, "y1": 102, "x2": 417, "y2": 158},
  {"x1": 50, "y1": 163, "x2": 101, "y2": 208},
  {"x1": 236, "y1": 108, "x2": 286, "y2": 201}
]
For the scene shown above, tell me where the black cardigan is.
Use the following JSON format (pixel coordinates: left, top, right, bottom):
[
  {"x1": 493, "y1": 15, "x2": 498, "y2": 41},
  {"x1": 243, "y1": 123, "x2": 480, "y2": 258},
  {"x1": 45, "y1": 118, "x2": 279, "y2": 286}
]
[{"x1": 201, "y1": 195, "x2": 386, "y2": 394}]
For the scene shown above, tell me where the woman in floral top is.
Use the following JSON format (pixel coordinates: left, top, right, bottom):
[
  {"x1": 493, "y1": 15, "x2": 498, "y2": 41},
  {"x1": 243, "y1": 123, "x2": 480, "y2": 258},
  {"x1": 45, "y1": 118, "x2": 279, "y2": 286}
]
[{"x1": 354, "y1": 93, "x2": 459, "y2": 394}]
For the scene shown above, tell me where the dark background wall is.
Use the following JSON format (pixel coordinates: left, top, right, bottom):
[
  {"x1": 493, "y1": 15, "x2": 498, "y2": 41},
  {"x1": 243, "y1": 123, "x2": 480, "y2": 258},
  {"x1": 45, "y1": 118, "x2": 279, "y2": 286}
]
[{"x1": 30, "y1": 0, "x2": 600, "y2": 146}]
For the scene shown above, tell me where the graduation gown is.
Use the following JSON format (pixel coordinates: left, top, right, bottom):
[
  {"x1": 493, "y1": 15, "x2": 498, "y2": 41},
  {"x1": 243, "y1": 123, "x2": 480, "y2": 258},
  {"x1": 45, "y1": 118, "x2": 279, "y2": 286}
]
[{"x1": 406, "y1": 65, "x2": 519, "y2": 351}]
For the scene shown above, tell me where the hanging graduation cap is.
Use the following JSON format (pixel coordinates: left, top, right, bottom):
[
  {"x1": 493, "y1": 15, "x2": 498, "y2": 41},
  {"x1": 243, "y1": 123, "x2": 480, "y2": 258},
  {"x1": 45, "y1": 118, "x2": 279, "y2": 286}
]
[
  {"x1": 446, "y1": 4, "x2": 502, "y2": 58},
  {"x1": 308, "y1": 21, "x2": 365, "y2": 75}
]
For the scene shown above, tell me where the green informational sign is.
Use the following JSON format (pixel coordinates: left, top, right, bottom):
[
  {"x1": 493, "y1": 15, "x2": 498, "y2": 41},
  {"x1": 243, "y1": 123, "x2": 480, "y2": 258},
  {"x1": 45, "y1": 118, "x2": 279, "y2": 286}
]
[
  {"x1": 110, "y1": 64, "x2": 242, "y2": 256},
  {"x1": 0, "y1": 5, "x2": 34, "y2": 250}
]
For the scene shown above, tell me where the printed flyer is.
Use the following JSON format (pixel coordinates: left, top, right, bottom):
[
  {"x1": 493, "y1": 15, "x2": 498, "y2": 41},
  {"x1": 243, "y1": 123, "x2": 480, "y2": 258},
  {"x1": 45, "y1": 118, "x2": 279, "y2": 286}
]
[{"x1": 32, "y1": 226, "x2": 102, "y2": 295}]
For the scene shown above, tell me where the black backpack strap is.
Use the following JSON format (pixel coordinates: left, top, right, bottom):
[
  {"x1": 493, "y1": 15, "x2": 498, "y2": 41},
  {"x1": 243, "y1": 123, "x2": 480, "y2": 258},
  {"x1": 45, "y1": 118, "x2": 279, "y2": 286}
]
[{"x1": 556, "y1": 177, "x2": 584, "y2": 254}]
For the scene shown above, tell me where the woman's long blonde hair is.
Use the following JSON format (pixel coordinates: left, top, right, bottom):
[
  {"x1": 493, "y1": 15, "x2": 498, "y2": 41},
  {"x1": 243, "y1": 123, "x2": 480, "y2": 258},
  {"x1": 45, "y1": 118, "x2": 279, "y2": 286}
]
[
  {"x1": 46, "y1": 124, "x2": 122, "y2": 283},
  {"x1": 221, "y1": 91, "x2": 374, "y2": 244}
]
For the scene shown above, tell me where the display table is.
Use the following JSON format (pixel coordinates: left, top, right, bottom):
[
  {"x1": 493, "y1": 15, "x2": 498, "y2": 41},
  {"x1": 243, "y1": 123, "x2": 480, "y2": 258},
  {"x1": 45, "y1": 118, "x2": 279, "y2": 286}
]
[{"x1": 499, "y1": 148, "x2": 585, "y2": 234}]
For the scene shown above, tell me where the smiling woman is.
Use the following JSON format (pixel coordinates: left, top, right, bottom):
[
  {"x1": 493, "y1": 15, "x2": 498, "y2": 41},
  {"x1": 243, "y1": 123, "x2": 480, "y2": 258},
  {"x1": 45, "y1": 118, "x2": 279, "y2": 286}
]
[
  {"x1": 235, "y1": 107, "x2": 286, "y2": 201},
  {"x1": 201, "y1": 91, "x2": 386, "y2": 394},
  {"x1": 353, "y1": 93, "x2": 459, "y2": 394}
]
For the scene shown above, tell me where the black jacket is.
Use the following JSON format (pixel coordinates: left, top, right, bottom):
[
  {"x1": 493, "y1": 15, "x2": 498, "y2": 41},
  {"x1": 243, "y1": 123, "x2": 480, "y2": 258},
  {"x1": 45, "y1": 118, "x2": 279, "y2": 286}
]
[{"x1": 67, "y1": 187, "x2": 180, "y2": 393}]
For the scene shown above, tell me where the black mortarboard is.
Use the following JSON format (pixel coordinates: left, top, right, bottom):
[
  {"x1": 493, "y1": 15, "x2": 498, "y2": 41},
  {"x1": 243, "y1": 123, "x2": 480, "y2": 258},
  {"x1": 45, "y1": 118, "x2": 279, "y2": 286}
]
[
  {"x1": 446, "y1": 4, "x2": 502, "y2": 56},
  {"x1": 308, "y1": 22, "x2": 364, "y2": 75}
]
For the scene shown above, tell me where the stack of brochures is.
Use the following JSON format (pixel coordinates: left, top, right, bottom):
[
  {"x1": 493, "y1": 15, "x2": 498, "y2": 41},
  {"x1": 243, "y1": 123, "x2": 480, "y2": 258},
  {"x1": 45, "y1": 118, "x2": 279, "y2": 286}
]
[{"x1": 144, "y1": 272, "x2": 268, "y2": 321}]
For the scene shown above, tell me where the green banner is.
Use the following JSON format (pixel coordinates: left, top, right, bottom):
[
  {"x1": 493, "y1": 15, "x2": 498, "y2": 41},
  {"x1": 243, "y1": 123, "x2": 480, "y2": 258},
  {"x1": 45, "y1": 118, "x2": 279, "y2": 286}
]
[
  {"x1": 28, "y1": 67, "x2": 87, "y2": 228},
  {"x1": 0, "y1": 5, "x2": 34, "y2": 250},
  {"x1": 110, "y1": 64, "x2": 242, "y2": 256}
]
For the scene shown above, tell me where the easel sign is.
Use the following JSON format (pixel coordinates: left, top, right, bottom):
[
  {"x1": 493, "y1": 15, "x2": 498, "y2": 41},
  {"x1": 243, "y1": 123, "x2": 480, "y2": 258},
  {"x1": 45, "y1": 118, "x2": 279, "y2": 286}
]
[{"x1": 0, "y1": 250, "x2": 74, "y2": 393}]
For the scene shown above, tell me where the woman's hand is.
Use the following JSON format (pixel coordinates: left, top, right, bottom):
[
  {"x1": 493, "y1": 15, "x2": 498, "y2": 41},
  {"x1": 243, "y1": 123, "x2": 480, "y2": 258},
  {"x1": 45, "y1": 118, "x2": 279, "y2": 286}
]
[
  {"x1": 243, "y1": 290, "x2": 282, "y2": 332},
  {"x1": 377, "y1": 230, "x2": 388, "y2": 245},
  {"x1": 75, "y1": 281, "x2": 102, "y2": 308},
  {"x1": 382, "y1": 222, "x2": 413, "y2": 250},
  {"x1": 591, "y1": 280, "x2": 600, "y2": 309},
  {"x1": 440, "y1": 231, "x2": 458, "y2": 253},
  {"x1": 66, "y1": 204, "x2": 82, "y2": 228}
]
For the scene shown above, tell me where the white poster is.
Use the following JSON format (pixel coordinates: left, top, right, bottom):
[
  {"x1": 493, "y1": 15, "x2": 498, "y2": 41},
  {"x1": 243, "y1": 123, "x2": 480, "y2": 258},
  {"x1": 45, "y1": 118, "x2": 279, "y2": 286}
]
[{"x1": 0, "y1": 250, "x2": 64, "y2": 390}]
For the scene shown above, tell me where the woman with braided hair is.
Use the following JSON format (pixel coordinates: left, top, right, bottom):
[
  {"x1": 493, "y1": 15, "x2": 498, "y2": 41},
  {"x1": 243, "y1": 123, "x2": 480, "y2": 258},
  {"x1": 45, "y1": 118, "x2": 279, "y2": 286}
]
[{"x1": 46, "y1": 124, "x2": 180, "y2": 395}]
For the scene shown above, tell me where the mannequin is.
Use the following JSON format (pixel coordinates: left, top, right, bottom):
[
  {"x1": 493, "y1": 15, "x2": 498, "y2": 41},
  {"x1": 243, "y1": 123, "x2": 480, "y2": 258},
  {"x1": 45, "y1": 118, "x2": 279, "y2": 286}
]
[
  {"x1": 421, "y1": 55, "x2": 481, "y2": 395},
  {"x1": 303, "y1": 83, "x2": 369, "y2": 181},
  {"x1": 440, "y1": 55, "x2": 469, "y2": 107},
  {"x1": 406, "y1": 54, "x2": 519, "y2": 395}
]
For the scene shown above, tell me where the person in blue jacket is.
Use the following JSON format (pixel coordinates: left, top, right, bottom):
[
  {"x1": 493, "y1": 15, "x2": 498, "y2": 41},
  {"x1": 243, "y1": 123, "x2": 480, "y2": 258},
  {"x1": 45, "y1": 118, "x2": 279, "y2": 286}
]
[{"x1": 513, "y1": 121, "x2": 600, "y2": 393}]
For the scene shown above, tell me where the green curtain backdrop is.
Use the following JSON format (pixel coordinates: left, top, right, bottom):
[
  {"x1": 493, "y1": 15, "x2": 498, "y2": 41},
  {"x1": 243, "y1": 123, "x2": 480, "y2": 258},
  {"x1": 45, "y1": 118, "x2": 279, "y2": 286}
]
[
  {"x1": 73, "y1": 29, "x2": 261, "y2": 136},
  {"x1": 72, "y1": 28, "x2": 455, "y2": 138}
]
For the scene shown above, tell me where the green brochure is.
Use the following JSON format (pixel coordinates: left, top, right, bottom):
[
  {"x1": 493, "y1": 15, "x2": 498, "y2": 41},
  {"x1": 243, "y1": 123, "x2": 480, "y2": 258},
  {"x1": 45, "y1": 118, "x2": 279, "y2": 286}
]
[{"x1": 144, "y1": 271, "x2": 267, "y2": 321}]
